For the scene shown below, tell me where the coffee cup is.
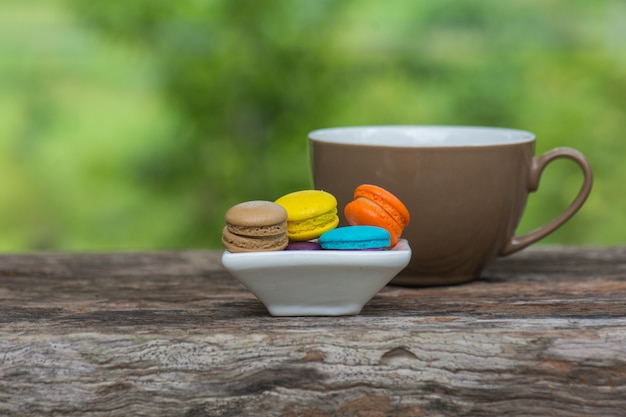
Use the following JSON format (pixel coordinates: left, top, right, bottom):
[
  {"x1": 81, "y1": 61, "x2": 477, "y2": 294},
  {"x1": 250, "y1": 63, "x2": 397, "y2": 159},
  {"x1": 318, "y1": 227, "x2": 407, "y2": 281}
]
[{"x1": 309, "y1": 126, "x2": 593, "y2": 286}]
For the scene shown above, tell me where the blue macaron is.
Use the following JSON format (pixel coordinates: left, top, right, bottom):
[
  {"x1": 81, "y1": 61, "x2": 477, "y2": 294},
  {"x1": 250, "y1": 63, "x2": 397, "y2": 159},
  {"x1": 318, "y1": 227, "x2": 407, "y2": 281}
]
[{"x1": 319, "y1": 226, "x2": 391, "y2": 250}]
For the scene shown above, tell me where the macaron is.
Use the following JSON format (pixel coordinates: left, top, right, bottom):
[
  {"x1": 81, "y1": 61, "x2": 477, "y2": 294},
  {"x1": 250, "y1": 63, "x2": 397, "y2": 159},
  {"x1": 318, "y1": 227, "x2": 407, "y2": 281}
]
[
  {"x1": 285, "y1": 241, "x2": 322, "y2": 251},
  {"x1": 344, "y1": 184, "x2": 410, "y2": 247},
  {"x1": 275, "y1": 190, "x2": 339, "y2": 241},
  {"x1": 319, "y1": 226, "x2": 391, "y2": 250},
  {"x1": 222, "y1": 201, "x2": 289, "y2": 252}
]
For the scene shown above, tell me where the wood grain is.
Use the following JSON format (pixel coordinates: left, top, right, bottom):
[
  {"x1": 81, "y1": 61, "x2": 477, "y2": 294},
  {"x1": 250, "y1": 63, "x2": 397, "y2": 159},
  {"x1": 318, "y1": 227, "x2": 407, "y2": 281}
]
[{"x1": 1, "y1": 247, "x2": 626, "y2": 416}]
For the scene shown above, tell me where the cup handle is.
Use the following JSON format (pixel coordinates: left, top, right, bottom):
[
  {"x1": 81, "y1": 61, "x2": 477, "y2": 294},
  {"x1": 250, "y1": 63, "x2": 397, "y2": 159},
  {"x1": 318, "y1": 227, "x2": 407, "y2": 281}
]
[{"x1": 500, "y1": 147, "x2": 593, "y2": 256}]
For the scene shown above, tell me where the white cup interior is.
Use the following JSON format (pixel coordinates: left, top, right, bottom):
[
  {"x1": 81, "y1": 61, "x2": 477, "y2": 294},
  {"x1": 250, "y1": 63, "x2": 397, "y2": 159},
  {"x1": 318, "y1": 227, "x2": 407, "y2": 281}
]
[{"x1": 309, "y1": 126, "x2": 535, "y2": 147}]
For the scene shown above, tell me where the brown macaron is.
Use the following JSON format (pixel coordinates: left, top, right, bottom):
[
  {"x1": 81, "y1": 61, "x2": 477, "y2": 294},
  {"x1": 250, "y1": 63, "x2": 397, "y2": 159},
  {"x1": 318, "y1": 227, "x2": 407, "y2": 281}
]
[{"x1": 222, "y1": 201, "x2": 289, "y2": 252}]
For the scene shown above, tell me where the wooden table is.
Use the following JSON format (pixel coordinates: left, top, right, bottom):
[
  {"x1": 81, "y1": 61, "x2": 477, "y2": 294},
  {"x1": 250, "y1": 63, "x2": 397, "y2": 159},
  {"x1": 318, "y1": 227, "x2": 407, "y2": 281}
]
[{"x1": 1, "y1": 247, "x2": 625, "y2": 416}]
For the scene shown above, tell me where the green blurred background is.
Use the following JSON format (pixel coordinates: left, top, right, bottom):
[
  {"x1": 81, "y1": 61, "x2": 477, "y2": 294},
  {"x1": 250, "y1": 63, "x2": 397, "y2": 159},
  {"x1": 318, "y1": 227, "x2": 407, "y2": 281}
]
[{"x1": 0, "y1": 0, "x2": 624, "y2": 252}]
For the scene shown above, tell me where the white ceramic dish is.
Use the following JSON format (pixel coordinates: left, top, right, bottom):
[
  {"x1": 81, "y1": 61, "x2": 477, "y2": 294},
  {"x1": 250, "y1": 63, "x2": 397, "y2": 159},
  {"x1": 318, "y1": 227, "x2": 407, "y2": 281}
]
[{"x1": 221, "y1": 239, "x2": 411, "y2": 316}]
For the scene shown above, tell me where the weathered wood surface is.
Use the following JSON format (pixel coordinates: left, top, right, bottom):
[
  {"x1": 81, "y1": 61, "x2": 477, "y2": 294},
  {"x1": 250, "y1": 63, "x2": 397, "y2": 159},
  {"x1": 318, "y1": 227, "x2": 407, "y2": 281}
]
[{"x1": 1, "y1": 246, "x2": 626, "y2": 417}]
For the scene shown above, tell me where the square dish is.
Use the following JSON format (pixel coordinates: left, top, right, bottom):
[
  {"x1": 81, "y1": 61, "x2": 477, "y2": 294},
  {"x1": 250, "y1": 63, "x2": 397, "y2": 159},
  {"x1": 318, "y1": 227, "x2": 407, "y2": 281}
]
[{"x1": 221, "y1": 239, "x2": 411, "y2": 316}]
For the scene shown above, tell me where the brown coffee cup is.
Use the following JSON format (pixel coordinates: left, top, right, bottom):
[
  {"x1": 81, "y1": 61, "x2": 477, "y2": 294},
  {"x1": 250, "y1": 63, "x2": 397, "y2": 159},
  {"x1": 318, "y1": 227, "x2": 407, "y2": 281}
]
[{"x1": 309, "y1": 126, "x2": 593, "y2": 286}]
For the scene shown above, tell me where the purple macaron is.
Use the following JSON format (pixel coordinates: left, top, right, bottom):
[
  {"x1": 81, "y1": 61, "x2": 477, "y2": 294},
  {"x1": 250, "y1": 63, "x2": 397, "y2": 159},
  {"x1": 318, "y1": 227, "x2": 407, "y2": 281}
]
[{"x1": 285, "y1": 241, "x2": 322, "y2": 251}]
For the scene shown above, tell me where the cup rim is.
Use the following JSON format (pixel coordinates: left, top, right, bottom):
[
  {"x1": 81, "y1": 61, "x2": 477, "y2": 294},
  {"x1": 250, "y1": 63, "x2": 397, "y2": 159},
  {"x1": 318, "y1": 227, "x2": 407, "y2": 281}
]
[{"x1": 308, "y1": 125, "x2": 535, "y2": 148}]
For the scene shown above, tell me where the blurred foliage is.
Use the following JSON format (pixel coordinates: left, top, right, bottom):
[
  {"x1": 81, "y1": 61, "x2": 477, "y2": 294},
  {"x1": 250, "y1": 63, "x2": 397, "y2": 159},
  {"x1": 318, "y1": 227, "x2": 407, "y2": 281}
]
[{"x1": 0, "y1": 0, "x2": 625, "y2": 251}]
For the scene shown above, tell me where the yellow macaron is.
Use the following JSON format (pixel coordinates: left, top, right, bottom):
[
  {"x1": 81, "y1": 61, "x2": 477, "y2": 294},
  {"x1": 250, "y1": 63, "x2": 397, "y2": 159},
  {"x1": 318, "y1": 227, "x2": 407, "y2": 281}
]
[{"x1": 275, "y1": 190, "x2": 339, "y2": 241}]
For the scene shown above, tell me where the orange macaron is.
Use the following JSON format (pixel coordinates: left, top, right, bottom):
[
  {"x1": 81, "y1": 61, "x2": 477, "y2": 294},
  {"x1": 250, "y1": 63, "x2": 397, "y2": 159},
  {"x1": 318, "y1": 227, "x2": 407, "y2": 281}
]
[{"x1": 344, "y1": 184, "x2": 410, "y2": 247}]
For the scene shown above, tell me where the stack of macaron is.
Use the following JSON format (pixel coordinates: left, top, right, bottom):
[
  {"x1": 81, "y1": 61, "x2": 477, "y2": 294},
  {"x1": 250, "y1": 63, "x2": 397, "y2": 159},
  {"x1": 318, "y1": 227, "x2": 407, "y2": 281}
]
[
  {"x1": 222, "y1": 184, "x2": 410, "y2": 252},
  {"x1": 222, "y1": 200, "x2": 289, "y2": 253},
  {"x1": 344, "y1": 184, "x2": 411, "y2": 247}
]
